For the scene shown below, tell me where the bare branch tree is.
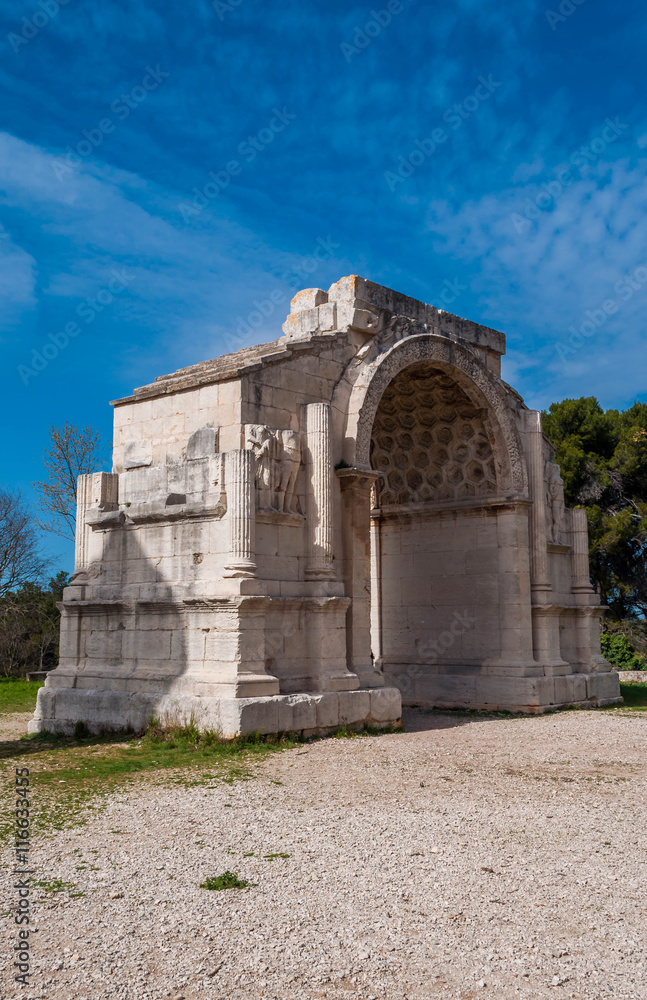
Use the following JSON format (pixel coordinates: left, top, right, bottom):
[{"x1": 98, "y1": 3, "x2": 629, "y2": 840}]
[
  {"x1": 33, "y1": 423, "x2": 107, "y2": 541},
  {"x1": 0, "y1": 488, "x2": 48, "y2": 598}
]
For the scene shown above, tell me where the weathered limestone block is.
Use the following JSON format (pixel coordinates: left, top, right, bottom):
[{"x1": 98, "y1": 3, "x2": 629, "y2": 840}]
[
  {"x1": 187, "y1": 424, "x2": 218, "y2": 460},
  {"x1": 124, "y1": 439, "x2": 153, "y2": 469}
]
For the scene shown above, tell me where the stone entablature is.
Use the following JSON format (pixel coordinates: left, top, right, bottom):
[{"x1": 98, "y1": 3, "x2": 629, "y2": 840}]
[{"x1": 30, "y1": 275, "x2": 620, "y2": 737}]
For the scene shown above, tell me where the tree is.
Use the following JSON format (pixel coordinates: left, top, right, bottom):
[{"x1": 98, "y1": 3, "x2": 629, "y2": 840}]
[
  {"x1": 0, "y1": 487, "x2": 48, "y2": 598},
  {"x1": 33, "y1": 422, "x2": 106, "y2": 541},
  {"x1": 0, "y1": 572, "x2": 69, "y2": 677},
  {"x1": 542, "y1": 398, "x2": 647, "y2": 622}
]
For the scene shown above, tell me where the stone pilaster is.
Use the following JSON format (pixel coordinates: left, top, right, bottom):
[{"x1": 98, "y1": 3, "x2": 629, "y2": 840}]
[
  {"x1": 74, "y1": 474, "x2": 94, "y2": 572},
  {"x1": 567, "y1": 509, "x2": 609, "y2": 671},
  {"x1": 73, "y1": 472, "x2": 118, "y2": 574},
  {"x1": 524, "y1": 411, "x2": 567, "y2": 669},
  {"x1": 305, "y1": 402, "x2": 336, "y2": 580},
  {"x1": 526, "y1": 410, "x2": 550, "y2": 599},
  {"x1": 337, "y1": 468, "x2": 383, "y2": 687},
  {"x1": 483, "y1": 503, "x2": 539, "y2": 672},
  {"x1": 223, "y1": 450, "x2": 257, "y2": 578},
  {"x1": 570, "y1": 507, "x2": 594, "y2": 598}
]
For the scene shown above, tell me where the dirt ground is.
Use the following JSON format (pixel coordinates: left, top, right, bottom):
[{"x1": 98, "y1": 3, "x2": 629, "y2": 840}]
[{"x1": 2, "y1": 706, "x2": 646, "y2": 999}]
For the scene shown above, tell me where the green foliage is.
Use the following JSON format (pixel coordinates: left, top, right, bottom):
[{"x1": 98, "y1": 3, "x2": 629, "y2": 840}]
[
  {"x1": 200, "y1": 871, "x2": 249, "y2": 890},
  {"x1": 542, "y1": 398, "x2": 647, "y2": 619},
  {"x1": 0, "y1": 724, "x2": 297, "y2": 843},
  {"x1": 0, "y1": 571, "x2": 69, "y2": 676},
  {"x1": 0, "y1": 678, "x2": 44, "y2": 713},
  {"x1": 32, "y1": 879, "x2": 77, "y2": 894},
  {"x1": 618, "y1": 681, "x2": 647, "y2": 710},
  {"x1": 601, "y1": 632, "x2": 647, "y2": 671}
]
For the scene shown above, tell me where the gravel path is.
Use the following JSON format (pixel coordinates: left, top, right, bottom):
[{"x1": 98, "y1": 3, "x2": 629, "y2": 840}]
[
  {"x1": 2, "y1": 708, "x2": 646, "y2": 999},
  {"x1": 0, "y1": 711, "x2": 34, "y2": 742}
]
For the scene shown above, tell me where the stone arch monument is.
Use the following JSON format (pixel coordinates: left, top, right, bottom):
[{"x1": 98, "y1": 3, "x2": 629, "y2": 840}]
[{"x1": 30, "y1": 276, "x2": 621, "y2": 736}]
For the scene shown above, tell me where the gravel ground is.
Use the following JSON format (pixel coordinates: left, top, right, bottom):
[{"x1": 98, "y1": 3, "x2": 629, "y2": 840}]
[
  {"x1": 2, "y1": 707, "x2": 646, "y2": 1000},
  {"x1": 0, "y1": 711, "x2": 34, "y2": 742}
]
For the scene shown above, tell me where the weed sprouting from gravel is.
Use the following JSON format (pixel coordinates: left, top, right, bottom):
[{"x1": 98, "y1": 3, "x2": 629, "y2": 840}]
[
  {"x1": 32, "y1": 879, "x2": 76, "y2": 894},
  {"x1": 200, "y1": 871, "x2": 250, "y2": 891}
]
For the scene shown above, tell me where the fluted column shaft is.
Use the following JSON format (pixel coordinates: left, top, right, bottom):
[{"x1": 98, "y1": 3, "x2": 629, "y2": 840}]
[
  {"x1": 74, "y1": 471, "x2": 117, "y2": 574},
  {"x1": 224, "y1": 450, "x2": 257, "y2": 578},
  {"x1": 305, "y1": 403, "x2": 336, "y2": 580},
  {"x1": 75, "y1": 474, "x2": 94, "y2": 572},
  {"x1": 570, "y1": 507, "x2": 593, "y2": 594},
  {"x1": 526, "y1": 410, "x2": 550, "y2": 600}
]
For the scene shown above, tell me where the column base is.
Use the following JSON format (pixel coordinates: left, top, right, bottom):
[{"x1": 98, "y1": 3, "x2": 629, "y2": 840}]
[
  {"x1": 305, "y1": 566, "x2": 337, "y2": 581},
  {"x1": 223, "y1": 560, "x2": 257, "y2": 579},
  {"x1": 382, "y1": 663, "x2": 621, "y2": 713},
  {"x1": 312, "y1": 670, "x2": 360, "y2": 692},
  {"x1": 29, "y1": 685, "x2": 402, "y2": 738}
]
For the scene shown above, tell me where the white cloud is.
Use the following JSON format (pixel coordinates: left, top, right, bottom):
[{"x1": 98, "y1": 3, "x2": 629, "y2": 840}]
[
  {"x1": 0, "y1": 131, "x2": 351, "y2": 381},
  {"x1": 425, "y1": 155, "x2": 647, "y2": 406},
  {"x1": 0, "y1": 228, "x2": 37, "y2": 337}
]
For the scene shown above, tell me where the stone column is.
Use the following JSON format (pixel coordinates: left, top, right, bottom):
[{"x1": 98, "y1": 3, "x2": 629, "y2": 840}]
[
  {"x1": 75, "y1": 474, "x2": 94, "y2": 572},
  {"x1": 526, "y1": 410, "x2": 550, "y2": 599},
  {"x1": 483, "y1": 503, "x2": 539, "y2": 671},
  {"x1": 337, "y1": 468, "x2": 383, "y2": 687},
  {"x1": 73, "y1": 471, "x2": 118, "y2": 575},
  {"x1": 224, "y1": 450, "x2": 257, "y2": 578},
  {"x1": 525, "y1": 411, "x2": 567, "y2": 670},
  {"x1": 568, "y1": 509, "x2": 608, "y2": 671},
  {"x1": 305, "y1": 403, "x2": 336, "y2": 580},
  {"x1": 570, "y1": 507, "x2": 594, "y2": 597}
]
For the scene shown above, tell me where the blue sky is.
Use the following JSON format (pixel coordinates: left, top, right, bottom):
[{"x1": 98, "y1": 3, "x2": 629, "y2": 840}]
[{"x1": 1, "y1": 0, "x2": 646, "y2": 573}]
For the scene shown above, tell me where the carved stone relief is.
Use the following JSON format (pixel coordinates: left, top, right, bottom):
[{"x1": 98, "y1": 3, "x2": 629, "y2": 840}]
[
  {"x1": 245, "y1": 424, "x2": 301, "y2": 513},
  {"x1": 370, "y1": 364, "x2": 497, "y2": 507}
]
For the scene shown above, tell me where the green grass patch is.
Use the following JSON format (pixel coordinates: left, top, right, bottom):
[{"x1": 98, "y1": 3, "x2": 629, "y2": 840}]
[
  {"x1": 618, "y1": 681, "x2": 647, "y2": 710},
  {"x1": 0, "y1": 678, "x2": 44, "y2": 714},
  {"x1": 0, "y1": 717, "x2": 403, "y2": 843},
  {"x1": 200, "y1": 871, "x2": 250, "y2": 891},
  {"x1": 332, "y1": 723, "x2": 402, "y2": 738},
  {"x1": 264, "y1": 852, "x2": 290, "y2": 860},
  {"x1": 32, "y1": 879, "x2": 76, "y2": 894},
  {"x1": 0, "y1": 722, "x2": 300, "y2": 843}
]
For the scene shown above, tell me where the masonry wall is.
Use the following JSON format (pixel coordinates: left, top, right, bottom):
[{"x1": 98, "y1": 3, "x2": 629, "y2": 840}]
[
  {"x1": 112, "y1": 379, "x2": 243, "y2": 470},
  {"x1": 374, "y1": 507, "x2": 501, "y2": 672}
]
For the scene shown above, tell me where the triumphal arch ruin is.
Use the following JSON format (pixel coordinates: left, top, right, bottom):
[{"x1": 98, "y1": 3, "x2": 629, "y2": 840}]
[{"x1": 30, "y1": 276, "x2": 621, "y2": 736}]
